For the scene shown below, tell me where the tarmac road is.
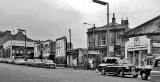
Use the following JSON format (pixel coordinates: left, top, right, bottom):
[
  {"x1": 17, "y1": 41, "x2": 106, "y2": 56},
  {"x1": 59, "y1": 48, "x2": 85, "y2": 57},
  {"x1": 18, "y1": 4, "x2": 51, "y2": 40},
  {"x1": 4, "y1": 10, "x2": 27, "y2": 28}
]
[{"x1": 0, "y1": 63, "x2": 149, "y2": 82}]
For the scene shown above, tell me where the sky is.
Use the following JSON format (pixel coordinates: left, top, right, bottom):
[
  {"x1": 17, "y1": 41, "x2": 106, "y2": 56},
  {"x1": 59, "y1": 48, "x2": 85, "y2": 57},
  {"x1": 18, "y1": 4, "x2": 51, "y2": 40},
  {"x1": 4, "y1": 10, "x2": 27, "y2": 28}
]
[{"x1": 0, "y1": 0, "x2": 160, "y2": 48}]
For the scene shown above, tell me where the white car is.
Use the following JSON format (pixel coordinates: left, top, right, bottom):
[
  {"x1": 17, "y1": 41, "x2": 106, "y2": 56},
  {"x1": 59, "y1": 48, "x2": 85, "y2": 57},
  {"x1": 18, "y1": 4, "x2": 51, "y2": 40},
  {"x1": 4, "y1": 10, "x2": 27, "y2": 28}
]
[
  {"x1": 6, "y1": 58, "x2": 14, "y2": 64},
  {"x1": 26, "y1": 59, "x2": 34, "y2": 66},
  {"x1": 14, "y1": 59, "x2": 26, "y2": 65},
  {"x1": 1, "y1": 58, "x2": 7, "y2": 63},
  {"x1": 33, "y1": 59, "x2": 43, "y2": 67},
  {"x1": 42, "y1": 60, "x2": 56, "y2": 69}
]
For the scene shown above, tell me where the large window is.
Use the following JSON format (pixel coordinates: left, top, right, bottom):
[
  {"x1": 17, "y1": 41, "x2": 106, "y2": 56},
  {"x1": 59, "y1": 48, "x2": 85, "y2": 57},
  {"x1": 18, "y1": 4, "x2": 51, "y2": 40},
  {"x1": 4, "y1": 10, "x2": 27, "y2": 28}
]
[
  {"x1": 88, "y1": 35, "x2": 93, "y2": 48},
  {"x1": 98, "y1": 34, "x2": 106, "y2": 46},
  {"x1": 116, "y1": 33, "x2": 121, "y2": 45}
]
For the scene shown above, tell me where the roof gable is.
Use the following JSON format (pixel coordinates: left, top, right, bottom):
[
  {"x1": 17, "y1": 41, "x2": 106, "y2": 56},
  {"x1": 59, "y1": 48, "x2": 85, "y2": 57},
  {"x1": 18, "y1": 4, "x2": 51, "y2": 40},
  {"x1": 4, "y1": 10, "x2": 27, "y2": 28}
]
[{"x1": 124, "y1": 15, "x2": 160, "y2": 36}]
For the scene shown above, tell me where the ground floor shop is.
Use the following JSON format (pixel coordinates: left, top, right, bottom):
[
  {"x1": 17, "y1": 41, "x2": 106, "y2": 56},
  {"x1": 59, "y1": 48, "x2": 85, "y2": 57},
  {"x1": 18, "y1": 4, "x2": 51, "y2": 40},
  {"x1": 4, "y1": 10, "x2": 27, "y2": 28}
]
[
  {"x1": 3, "y1": 40, "x2": 34, "y2": 59},
  {"x1": 125, "y1": 35, "x2": 160, "y2": 66},
  {"x1": 87, "y1": 50, "x2": 102, "y2": 67},
  {"x1": 66, "y1": 48, "x2": 87, "y2": 67}
]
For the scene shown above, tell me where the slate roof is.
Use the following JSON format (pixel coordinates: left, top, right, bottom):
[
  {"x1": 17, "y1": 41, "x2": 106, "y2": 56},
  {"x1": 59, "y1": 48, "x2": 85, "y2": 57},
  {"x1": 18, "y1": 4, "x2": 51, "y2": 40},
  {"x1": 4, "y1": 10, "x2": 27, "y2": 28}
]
[
  {"x1": 87, "y1": 22, "x2": 125, "y2": 33},
  {"x1": 123, "y1": 15, "x2": 160, "y2": 37},
  {"x1": 12, "y1": 33, "x2": 34, "y2": 42}
]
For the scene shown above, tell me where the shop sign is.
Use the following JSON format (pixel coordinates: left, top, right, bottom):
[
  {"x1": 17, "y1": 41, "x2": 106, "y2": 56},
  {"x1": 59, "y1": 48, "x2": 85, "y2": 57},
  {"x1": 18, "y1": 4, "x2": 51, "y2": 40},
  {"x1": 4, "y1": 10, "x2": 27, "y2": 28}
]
[
  {"x1": 153, "y1": 43, "x2": 160, "y2": 47},
  {"x1": 88, "y1": 50, "x2": 100, "y2": 54},
  {"x1": 127, "y1": 44, "x2": 148, "y2": 51}
]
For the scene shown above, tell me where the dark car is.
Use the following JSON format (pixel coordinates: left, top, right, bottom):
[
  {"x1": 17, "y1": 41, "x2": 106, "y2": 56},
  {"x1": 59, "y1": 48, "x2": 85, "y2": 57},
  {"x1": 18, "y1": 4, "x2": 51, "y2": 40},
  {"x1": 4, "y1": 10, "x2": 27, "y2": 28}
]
[
  {"x1": 150, "y1": 57, "x2": 160, "y2": 82},
  {"x1": 99, "y1": 57, "x2": 138, "y2": 78},
  {"x1": 97, "y1": 57, "x2": 115, "y2": 72},
  {"x1": 42, "y1": 60, "x2": 56, "y2": 69}
]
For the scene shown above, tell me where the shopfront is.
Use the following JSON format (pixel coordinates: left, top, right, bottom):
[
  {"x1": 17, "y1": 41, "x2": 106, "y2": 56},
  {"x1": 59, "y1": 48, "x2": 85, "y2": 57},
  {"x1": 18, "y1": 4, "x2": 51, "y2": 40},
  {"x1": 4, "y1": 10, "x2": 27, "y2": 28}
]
[
  {"x1": 125, "y1": 35, "x2": 151, "y2": 66},
  {"x1": 3, "y1": 40, "x2": 34, "y2": 59}
]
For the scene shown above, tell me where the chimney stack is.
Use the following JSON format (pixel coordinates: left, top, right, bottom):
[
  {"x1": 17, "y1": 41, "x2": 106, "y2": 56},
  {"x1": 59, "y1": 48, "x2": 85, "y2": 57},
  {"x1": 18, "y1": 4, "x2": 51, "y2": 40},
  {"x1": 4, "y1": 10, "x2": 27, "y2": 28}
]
[
  {"x1": 121, "y1": 18, "x2": 128, "y2": 25},
  {"x1": 112, "y1": 13, "x2": 116, "y2": 26}
]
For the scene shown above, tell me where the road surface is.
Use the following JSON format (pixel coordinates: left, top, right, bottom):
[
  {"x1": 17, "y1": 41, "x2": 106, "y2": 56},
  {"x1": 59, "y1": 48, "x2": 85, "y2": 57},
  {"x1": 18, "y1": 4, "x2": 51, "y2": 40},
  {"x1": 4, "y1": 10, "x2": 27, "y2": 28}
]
[{"x1": 0, "y1": 63, "x2": 149, "y2": 82}]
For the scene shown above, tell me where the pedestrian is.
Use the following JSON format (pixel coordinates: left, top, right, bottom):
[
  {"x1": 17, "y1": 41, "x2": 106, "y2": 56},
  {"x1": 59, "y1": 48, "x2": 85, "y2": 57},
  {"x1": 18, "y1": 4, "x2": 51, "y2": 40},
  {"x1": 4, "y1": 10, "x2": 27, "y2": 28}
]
[
  {"x1": 73, "y1": 59, "x2": 77, "y2": 69},
  {"x1": 89, "y1": 58, "x2": 93, "y2": 71},
  {"x1": 83, "y1": 61, "x2": 87, "y2": 70},
  {"x1": 92, "y1": 59, "x2": 96, "y2": 71}
]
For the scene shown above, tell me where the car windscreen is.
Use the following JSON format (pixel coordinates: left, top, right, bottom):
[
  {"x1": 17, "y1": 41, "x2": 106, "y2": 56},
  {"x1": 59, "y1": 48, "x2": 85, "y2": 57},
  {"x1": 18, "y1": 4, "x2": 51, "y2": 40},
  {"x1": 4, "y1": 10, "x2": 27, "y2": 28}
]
[{"x1": 106, "y1": 59, "x2": 118, "y2": 64}]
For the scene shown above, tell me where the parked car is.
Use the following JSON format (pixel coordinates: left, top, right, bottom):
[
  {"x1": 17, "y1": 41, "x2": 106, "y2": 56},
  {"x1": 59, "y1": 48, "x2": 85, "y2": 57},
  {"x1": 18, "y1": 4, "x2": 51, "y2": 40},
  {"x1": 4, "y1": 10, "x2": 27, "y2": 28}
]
[
  {"x1": 150, "y1": 57, "x2": 160, "y2": 82},
  {"x1": 42, "y1": 60, "x2": 56, "y2": 69},
  {"x1": 6, "y1": 58, "x2": 14, "y2": 64},
  {"x1": 100, "y1": 57, "x2": 139, "y2": 78},
  {"x1": 97, "y1": 57, "x2": 115, "y2": 72},
  {"x1": 137, "y1": 65, "x2": 152, "y2": 80},
  {"x1": 14, "y1": 58, "x2": 26, "y2": 65},
  {"x1": 1, "y1": 58, "x2": 7, "y2": 63},
  {"x1": 34, "y1": 59, "x2": 43, "y2": 67},
  {"x1": 25, "y1": 59, "x2": 34, "y2": 66}
]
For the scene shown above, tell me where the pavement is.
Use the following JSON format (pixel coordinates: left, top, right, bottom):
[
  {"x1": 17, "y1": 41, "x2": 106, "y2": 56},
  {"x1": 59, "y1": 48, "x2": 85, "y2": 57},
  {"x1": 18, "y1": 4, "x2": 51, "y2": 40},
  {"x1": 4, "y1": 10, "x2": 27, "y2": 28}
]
[{"x1": 0, "y1": 63, "x2": 149, "y2": 82}]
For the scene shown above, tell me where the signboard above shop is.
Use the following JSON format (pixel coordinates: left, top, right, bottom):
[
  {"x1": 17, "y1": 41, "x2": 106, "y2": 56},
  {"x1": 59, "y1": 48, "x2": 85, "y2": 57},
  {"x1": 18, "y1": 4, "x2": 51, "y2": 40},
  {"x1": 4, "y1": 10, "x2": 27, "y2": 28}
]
[
  {"x1": 3, "y1": 40, "x2": 34, "y2": 48},
  {"x1": 88, "y1": 50, "x2": 100, "y2": 54},
  {"x1": 153, "y1": 42, "x2": 160, "y2": 47}
]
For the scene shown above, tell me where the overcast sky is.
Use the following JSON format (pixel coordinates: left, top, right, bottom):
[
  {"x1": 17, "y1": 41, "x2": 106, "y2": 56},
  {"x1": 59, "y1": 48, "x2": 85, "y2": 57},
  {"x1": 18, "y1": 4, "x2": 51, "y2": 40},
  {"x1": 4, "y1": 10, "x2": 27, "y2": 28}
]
[{"x1": 0, "y1": 0, "x2": 160, "y2": 48}]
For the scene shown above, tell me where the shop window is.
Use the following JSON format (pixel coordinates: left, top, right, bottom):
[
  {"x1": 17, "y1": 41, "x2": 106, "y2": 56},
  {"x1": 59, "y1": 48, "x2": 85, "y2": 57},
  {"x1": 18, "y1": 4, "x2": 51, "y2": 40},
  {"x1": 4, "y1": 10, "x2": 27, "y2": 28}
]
[{"x1": 12, "y1": 49, "x2": 15, "y2": 53}]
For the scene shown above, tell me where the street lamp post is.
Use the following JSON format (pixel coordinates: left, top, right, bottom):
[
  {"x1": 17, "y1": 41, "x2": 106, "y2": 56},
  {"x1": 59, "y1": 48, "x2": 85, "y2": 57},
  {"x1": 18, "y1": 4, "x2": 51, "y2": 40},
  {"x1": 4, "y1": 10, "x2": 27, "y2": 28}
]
[{"x1": 92, "y1": 0, "x2": 110, "y2": 57}]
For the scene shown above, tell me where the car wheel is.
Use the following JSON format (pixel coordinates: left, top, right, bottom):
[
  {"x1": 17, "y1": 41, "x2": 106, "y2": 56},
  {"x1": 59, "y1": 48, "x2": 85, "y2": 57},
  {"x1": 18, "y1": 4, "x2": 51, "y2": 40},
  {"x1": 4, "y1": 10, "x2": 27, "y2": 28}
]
[
  {"x1": 132, "y1": 74, "x2": 138, "y2": 78},
  {"x1": 119, "y1": 70, "x2": 124, "y2": 77},
  {"x1": 141, "y1": 72, "x2": 148, "y2": 80},
  {"x1": 101, "y1": 69, "x2": 106, "y2": 75}
]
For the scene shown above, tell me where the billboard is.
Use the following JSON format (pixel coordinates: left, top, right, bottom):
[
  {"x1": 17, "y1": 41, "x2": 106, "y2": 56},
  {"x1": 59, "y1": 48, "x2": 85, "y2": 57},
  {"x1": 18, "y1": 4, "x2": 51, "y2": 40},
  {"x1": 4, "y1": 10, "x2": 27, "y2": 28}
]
[
  {"x1": 56, "y1": 37, "x2": 67, "y2": 57},
  {"x1": 43, "y1": 40, "x2": 51, "y2": 57},
  {"x1": 34, "y1": 43, "x2": 41, "y2": 57}
]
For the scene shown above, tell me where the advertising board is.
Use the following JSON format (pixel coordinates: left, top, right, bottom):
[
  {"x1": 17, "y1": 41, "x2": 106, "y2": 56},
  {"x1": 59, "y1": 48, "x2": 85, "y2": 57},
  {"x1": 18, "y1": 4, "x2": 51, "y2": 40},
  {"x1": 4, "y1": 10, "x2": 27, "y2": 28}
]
[{"x1": 43, "y1": 41, "x2": 50, "y2": 57}]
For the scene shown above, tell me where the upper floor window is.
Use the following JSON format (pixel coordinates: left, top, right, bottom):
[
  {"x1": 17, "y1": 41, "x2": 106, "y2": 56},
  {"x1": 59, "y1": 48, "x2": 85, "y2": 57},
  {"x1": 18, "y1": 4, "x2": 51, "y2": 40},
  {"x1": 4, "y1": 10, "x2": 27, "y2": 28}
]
[
  {"x1": 116, "y1": 33, "x2": 121, "y2": 45},
  {"x1": 88, "y1": 35, "x2": 93, "y2": 47},
  {"x1": 98, "y1": 34, "x2": 106, "y2": 46},
  {"x1": 134, "y1": 37, "x2": 140, "y2": 46}
]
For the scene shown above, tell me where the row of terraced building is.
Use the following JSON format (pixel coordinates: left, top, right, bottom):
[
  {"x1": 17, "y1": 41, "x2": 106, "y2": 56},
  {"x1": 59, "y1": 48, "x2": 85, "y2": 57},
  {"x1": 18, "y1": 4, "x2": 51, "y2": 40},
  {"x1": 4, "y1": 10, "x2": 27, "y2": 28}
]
[{"x1": 87, "y1": 14, "x2": 160, "y2": 66}]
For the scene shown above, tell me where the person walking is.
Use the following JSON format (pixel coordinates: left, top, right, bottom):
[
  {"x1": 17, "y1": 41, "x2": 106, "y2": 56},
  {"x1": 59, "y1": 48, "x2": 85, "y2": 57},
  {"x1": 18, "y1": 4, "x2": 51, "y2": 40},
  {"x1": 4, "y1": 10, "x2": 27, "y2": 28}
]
[
  {"x1": 73, "y1": 58, "x2": 77, "y2": 69},
  {"x1": 92, "y1": 59, "x2": 96, "y2": 71},
  {"x1": 89, "y1": 58, "x2": 93, "y2": 71}
]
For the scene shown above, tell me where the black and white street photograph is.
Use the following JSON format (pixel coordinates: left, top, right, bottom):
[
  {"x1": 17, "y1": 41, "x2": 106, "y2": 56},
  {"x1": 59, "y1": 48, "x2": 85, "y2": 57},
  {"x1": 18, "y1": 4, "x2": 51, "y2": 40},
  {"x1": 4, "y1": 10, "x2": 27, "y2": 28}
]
[{"x1": 0, "y1": 0, "x2": 160, "y2": 82}]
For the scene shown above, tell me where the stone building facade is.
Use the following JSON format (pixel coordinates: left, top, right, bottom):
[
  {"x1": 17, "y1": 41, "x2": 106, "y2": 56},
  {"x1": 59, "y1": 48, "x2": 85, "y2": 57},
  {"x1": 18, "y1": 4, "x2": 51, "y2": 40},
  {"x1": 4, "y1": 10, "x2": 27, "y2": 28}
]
[
  {"x1": 87, "y1": 14, "x2": 129, "y2": 64},
  {"x1": 1, "y1": 30, "x2": 34, "y2": 58},
  {"x1": 123, "y1": 15, "x2": 160, "y2": 66}
]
